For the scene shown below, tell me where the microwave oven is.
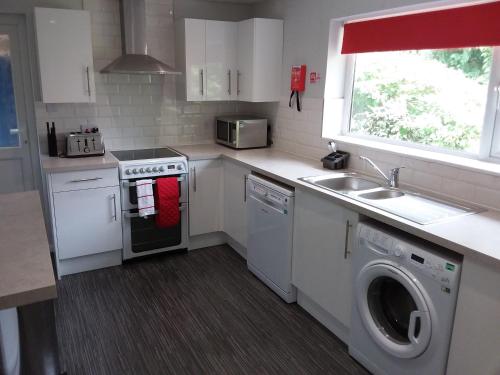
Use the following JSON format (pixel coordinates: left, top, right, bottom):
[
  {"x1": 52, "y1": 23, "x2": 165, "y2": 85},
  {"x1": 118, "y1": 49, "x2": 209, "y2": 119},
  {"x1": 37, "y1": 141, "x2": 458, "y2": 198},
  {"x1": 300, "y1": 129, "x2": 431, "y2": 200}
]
[{"x1": 216, "y1": 116, "x2": 268, "y2": 149}]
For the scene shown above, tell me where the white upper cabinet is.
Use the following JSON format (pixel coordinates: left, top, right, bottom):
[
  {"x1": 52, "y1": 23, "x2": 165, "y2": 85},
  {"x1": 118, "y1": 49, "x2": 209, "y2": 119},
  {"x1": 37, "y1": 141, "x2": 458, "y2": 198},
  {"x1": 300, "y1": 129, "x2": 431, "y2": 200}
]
[
  {"x1": 236, "y1": 18, "x2": 283, "y2": 102},
  {"x1": 34, "y1": 7, "x2": 95, "y2": 103},
  {"x1": 177, "y1": 18, "x2": 283, "y2": 102},
  {"x1": 181, "y1": 18, "x2": 206, "y2": 102},
  {"x1": 206, "y1": 21, "x2": 237, "y2": 101}
]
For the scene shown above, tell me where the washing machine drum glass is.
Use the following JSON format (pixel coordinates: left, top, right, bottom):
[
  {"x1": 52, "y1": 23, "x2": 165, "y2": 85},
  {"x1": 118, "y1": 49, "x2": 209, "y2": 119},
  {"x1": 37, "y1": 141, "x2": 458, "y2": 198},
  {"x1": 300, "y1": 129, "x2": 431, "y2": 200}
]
[
  {"x1": 368, "y1": 277, "x2": 418, "y2": 344},
  {"x1": 356, "y1": 264, "x2": 432, "y2": 359}
]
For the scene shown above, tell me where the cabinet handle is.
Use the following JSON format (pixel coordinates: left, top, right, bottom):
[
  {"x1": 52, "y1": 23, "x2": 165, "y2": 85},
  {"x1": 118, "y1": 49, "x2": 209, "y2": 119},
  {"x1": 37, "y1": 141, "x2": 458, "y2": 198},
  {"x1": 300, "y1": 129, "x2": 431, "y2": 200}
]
[
  {"x1": 112, "y1": 193, "x2": 117, "y2": 221},
  {"x1": 86, "y1": 66, "x2": 91, "y2": 97},
  {"x1": 192, "y1": 166, "x2": 197, "y2": 192},
  {"x1": 69, "y1": 177, "x2": 103, "y2": 183},
  {"x1": 200, "y1": 69, "x2": 204, "y2": 96},
  {"x1": 243, "y1": 174, "x2": 248, "y2": 202},
  {"x1": 344, "y1": 220, "x2": 353, "y2": 259},
  {"x1": 237, "y1": 70, "x2": 241, "y2": 95},
  {"x1": 228, "y1": 70, "x2": 231, "y2": 95}
]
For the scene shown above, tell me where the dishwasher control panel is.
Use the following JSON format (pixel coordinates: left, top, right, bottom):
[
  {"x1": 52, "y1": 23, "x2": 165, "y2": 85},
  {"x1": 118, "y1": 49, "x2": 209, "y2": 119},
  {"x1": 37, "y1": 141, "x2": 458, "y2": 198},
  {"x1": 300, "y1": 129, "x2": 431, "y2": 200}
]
[{"x1": 247, "y1": 174, "x2": 294, "y2": 212}]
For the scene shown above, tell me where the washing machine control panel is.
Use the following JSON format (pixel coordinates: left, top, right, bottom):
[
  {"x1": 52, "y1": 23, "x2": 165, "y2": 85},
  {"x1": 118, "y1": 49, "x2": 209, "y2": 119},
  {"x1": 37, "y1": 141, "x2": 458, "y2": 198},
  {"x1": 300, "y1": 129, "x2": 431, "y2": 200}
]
[{"x1": 359, "y1": 224, "x2": 461, "y2": 289}]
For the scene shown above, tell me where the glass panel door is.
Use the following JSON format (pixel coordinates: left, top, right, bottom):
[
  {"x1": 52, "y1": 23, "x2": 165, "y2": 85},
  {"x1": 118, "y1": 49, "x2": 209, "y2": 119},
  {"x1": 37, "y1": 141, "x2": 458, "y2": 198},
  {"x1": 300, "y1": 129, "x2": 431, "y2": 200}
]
[
  {"x1": 367, "y1": 276, "x2": 418, "y2": 344},
  {"x1": 0, "y1": 34, "x2": 19, "y2": 148},
  {"x1": 0, "y1": 16, "x2": 35, "y2": 193}
]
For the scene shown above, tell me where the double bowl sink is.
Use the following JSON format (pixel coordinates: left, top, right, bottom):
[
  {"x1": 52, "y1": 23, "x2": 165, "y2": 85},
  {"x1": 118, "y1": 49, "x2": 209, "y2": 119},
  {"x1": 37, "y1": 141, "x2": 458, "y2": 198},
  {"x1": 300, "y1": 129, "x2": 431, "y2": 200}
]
[{"x1": 300, "y1": 173, "x2": 480, "y2": 225}]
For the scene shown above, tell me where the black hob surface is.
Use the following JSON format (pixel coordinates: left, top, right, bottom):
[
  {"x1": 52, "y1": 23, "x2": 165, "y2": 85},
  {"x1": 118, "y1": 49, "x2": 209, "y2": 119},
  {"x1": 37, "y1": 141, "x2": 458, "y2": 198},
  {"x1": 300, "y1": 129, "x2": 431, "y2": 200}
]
[{"x1": 111, "y1": 148, "x2": 182, "y2": 161}]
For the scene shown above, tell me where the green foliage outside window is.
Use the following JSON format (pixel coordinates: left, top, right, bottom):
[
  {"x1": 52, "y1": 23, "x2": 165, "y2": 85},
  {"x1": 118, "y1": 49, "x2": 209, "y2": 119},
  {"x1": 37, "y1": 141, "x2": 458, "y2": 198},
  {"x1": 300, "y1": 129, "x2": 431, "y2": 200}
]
[{"x1": 350, "y1": 48, "x2": 492, "y2": 152}]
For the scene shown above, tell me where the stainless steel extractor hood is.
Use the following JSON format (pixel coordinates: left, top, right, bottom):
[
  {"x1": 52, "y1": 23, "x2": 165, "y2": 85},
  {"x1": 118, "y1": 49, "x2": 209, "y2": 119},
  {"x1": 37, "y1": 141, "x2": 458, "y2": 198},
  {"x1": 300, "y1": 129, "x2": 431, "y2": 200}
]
[{"x1": 101, "y1": 0, "x2": 180, "y2": 75}]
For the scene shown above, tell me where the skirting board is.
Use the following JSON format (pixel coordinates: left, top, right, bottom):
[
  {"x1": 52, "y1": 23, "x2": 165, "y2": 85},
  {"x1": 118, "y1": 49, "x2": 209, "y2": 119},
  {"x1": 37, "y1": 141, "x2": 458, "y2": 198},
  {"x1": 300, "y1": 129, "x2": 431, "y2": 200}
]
[
  {"x1": 189, "y1": 232, "x2": 247, "y2": 260},
  {"x1": 226, "y1": 235, "x2": 247, "y2": 259},
  {"x1": 189, "y1": 232, "x2": 226, "y2": 250},
  {"x1": 297, "y1": 290, "x2": 350, "y2": 345},
  {"x1": 57, "y1": 249, "x2": 122, "y2": 279}
]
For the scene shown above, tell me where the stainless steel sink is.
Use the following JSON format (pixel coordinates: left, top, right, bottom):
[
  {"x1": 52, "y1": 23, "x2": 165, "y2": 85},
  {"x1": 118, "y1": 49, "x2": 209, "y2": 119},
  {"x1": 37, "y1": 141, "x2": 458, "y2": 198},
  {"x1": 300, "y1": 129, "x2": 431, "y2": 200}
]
[
  {"x1": 358, "y1": 189, "x2": 405, "y2": 200},
  {"x1": 300, "y1": 173, "x2": 380, "y2": 192},
  {"x1": 299, "y1": 172, "x2": 482, "y2": 225}
]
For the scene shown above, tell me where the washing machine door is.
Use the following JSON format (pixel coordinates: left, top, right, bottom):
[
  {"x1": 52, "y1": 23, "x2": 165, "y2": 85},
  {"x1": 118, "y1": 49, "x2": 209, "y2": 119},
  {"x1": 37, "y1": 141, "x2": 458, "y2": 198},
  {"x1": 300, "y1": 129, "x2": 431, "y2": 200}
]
[{"x1": 356, "y1": 263, "x2": 432, "y2": 359}]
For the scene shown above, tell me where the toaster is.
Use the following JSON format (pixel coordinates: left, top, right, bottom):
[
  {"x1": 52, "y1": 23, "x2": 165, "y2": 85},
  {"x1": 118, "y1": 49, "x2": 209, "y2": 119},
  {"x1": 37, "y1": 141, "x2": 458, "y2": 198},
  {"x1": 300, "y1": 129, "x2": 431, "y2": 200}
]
[{"x1": 66, "y1": 130, "x2": 105, "y2": 157}]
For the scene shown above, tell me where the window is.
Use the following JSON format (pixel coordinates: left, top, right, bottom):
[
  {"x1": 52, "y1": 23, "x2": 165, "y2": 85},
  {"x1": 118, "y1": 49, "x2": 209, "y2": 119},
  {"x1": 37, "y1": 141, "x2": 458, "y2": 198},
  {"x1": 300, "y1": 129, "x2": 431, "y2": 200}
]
[
  {"x1": 324, "y1": 1, "x2": 500, "y2": 160},
  {"x1": 348, "y1": 47, "x2": 494, "y2": 154}
]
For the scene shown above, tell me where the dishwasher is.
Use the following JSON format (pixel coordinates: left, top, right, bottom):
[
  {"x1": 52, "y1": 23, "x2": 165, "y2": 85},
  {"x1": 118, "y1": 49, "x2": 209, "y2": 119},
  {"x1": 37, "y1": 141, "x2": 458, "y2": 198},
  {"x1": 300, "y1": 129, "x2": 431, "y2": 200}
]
[{"x1": 247, "y1": 174, "x2": 297, "y2": 303}]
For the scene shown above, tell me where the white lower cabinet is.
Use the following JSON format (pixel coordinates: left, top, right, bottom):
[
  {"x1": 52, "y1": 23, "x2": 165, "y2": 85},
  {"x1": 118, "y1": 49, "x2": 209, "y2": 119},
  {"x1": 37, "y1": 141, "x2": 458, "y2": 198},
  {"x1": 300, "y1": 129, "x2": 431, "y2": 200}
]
[
  {"x1": 48, "y1": 168, "x2": 122, "y2": 277},
  {"x1": 53, "y1": 186, "x2": 122, "y2": 259},
  {"x1": 188, "y1": 159, "x2": 223, "y2": 236},
  {"x1": 292, "y1": 188, "x2": 358, "y2": 330},
  {"x1": 223, "y1": 160, "x2": 251, "y2": 248}
]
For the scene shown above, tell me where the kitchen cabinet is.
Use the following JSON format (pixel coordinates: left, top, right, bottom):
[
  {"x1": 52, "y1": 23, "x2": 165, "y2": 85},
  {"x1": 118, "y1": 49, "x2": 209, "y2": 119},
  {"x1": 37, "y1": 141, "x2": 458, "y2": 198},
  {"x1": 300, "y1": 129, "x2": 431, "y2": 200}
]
[
  {"x1": 223, "y1": 160, "x2": 251, "y2": 247},
  {"x1": 446, "y1": 256, "x2": 500, "y2": 375},
  {"x1": 189, "y1": 159, "x2": 223, "y2": 236},
  {"x1": 292, "y1": 188, "x2": 358, "y2": 330},
  {"x1": 206, "y1": 21, "x2": 237, "y2": 101},
  {"x1": 47, "y1": 168, "x2": 122, "y2": 276},
  {"x1": 52, "y1": 186, "x2": 122, "y2": 260},
  {"x1": 177, "y1": 18, "x2": 283, "y2": 102},
  {"x1": 34, "y1": 7, "x2": 95, "y2": 103},
  {"x1": 177, "y1": 19, "x2": 236, "y2": 102},
  {"x1": 236, "y1": 18, "x2": 283, "y2": 102},
  {"x1": 178, "y1": 18, "x2": 206, "y2": 102}
]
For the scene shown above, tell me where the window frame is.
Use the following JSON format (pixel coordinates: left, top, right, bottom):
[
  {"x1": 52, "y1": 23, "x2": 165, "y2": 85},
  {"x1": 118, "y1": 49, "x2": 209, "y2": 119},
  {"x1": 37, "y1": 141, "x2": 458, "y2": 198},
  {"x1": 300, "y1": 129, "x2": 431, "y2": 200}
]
[
  {"x1": 341, "y1": 47, "x2": 500, "y2": 159},
  {"x1": 323, "y1": 1, "x2": 500, "y2": 163}
]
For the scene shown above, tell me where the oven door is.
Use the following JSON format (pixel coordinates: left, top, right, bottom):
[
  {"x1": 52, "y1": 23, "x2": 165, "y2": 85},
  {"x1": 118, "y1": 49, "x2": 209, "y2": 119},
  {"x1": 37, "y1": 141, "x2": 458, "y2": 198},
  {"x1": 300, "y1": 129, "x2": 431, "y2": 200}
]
[
  {"x1": 122, "y1": 203, "x2": 188, "y2": 260},
  {"x1": 121, "y1": 174, "x2": 187, "y2": 211}
]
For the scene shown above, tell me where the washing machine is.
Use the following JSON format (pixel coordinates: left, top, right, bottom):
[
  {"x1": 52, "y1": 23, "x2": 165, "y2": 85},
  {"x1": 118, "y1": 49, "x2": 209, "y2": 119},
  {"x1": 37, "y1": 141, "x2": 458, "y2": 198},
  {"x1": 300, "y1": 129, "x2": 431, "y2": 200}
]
[{"x1": 349, "y1": 221, "x2": 462, "y2": 375}]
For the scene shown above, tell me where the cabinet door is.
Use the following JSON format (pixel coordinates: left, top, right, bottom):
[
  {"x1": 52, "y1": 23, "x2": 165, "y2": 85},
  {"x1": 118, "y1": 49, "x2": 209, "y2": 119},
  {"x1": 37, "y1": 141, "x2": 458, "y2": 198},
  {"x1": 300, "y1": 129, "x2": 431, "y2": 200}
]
[
  {"x1": 206, "y1": 21, "x2": 237, "y2": 101},
  {"x1": 184, "y1": 19, "x2": 206, "y2": 101},
  {"x1": 223, "y1": 160, "x2": 251, "y2": 247},
  {"x1": 189, "y1": 159, "x2": 223, "y2": 236},
  {"x1": 252, "y1": 18, "x2": 283, "y2": 102},
  {"x1": 35, "y1": 8, "x2": 95, "y2": 103},
  {"x1": 236, "y1": 18, "x2": 283, "y2": 102},
  {"x1": 236, "y1": 19, "x2": 254, "y2": 102},
  {"x1": 53, "y1": 186, "x2": 122, "y2": 260},
  {"x1": 292, "y1": 188, "x2": 357, "y2": 328}
]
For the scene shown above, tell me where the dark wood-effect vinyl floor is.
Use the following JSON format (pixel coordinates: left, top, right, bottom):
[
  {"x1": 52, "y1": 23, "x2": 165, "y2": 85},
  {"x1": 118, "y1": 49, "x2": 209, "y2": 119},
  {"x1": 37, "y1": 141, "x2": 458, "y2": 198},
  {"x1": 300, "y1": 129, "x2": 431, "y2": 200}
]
[{"x1": 55, "y1": 245, "x2": 369, "y2": 375}]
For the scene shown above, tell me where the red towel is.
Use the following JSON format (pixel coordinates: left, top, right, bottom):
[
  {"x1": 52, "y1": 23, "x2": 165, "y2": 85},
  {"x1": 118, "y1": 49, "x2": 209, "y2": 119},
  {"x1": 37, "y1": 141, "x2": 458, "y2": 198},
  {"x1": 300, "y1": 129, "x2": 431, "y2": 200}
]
[{"x1": 155, "y1": 177, "x2": 180, "y2": 228}]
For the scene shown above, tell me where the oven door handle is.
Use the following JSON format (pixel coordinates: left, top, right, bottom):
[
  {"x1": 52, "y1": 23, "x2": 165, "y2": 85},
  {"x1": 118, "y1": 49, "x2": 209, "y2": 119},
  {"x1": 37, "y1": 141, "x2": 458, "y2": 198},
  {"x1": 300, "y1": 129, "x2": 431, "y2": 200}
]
[
  {"x1": 124, "y1": 204, "x2": 186, "y2": 218},
  {"x1": 122, "y1": 176, "x2": 185, "y2": 188}
]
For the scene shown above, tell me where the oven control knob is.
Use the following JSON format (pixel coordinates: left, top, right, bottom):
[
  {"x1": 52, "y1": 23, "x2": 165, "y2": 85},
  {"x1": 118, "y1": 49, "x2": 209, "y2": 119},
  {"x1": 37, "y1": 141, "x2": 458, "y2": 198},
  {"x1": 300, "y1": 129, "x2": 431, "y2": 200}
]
[
  {"x1": 132, "y1": 169, "x2": 138, "y2": 174},
  {"x1": 159, "y1": 166, "x2": 165, "y2": 172},
  {"x1": 139, "y1": 168, "x2": 145, "y2": 173},
  {"x1": 125, "y1": 169, "x2": 131, "y2": 175},
  {"x1": 152, "y1": 167, "x2": 158, "y2": 172},
  {"x1": 146, "y1": 167, "x2": 152, "y2": 173},
  {"x1": 177, "y1": 165, "x2": 182, "y2": 170}
]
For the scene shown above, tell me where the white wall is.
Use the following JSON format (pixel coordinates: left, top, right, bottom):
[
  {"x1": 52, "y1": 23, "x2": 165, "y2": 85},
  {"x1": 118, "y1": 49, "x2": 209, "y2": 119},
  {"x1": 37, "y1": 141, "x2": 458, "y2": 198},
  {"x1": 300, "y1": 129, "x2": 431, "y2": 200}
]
[{"x1": 251, "y1": 0, "x2": 500, "y2": 211}]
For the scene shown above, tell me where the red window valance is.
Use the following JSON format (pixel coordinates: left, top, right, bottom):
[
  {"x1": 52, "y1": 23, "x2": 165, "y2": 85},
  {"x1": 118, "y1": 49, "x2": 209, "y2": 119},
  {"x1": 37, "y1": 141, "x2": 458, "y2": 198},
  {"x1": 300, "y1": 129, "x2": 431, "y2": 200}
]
[{"x1": 341, "y1": 1, "x2": 500, "y2": 54}]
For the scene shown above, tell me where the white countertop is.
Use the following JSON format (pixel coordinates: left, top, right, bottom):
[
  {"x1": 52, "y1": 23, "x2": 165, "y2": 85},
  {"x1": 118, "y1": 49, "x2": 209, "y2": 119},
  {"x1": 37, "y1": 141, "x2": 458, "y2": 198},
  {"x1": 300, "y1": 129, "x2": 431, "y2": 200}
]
[
  {"x1": 41, "y1": 152, "x2": 119, "y2": 173},
  {"x1": 173, "y1": 144, "x2": 500, "y2": 266}
]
